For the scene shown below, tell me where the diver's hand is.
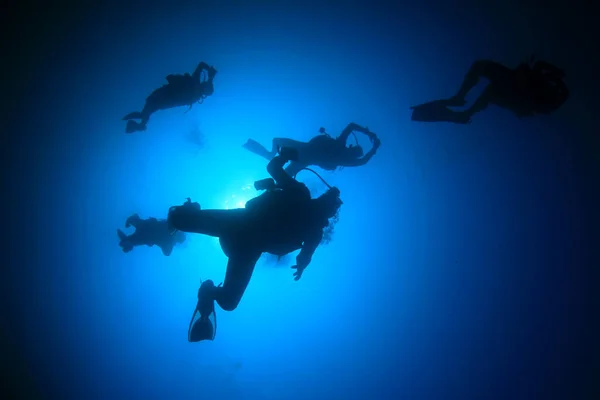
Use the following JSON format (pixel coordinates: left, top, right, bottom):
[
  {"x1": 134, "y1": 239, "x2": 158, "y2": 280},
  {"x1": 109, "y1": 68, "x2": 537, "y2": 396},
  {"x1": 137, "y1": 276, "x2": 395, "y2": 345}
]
[
  {"x1": 208, "y1": 66, "x2": 218, "y2": 79},
  {"x1": 373, "y1": 136, "x2": 381, "y2": 148},
  {"x1": 279, "y1": 146, "x2": 299, "y2": 162},
  {"x1": 183, "y1": 198, "x2": 201, "y2": 210},
  {"x1": 367, "y1": 130, "x2": 377, "y2": 142},
  {"x1": 291, "y1": 265, "x2": 305, "y2": 281}
]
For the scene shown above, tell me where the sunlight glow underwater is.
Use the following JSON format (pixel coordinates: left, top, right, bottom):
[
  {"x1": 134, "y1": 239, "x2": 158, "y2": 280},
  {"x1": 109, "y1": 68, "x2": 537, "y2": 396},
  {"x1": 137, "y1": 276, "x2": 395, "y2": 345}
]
[{"x1": 222, "y1": 184, "x2": 254, "y2": 209}]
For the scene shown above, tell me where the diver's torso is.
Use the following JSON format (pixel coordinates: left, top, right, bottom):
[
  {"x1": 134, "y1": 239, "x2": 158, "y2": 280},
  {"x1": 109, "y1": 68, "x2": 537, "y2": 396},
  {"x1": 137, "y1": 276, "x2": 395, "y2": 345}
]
[
  {"x1": 131, "y1": 221, "x2": 171, "y2": 246},
  {"x1": 148, "y1": 82, "x2": 200, "y2": 108},
  {"x1": 305, "y1": 136, "x2": 344, "y2": 170},
  {"x1": 244, "y1": 189, "x2": 317, "y2": 255}
]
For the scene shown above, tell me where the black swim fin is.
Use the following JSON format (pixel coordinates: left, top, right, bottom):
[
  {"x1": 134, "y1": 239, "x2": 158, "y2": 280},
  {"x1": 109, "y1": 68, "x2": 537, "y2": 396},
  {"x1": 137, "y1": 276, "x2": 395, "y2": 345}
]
[
  {"x1": 410, "y1": 99, "x2": 471, "y2": 124},
  {"x1": 122, "y1": 111, "x2": 143, "y2": 120},
  {"x1": 242, "y1": 139, "x2": 275, "y2": 161},
  {"x1": 117, "y1": 229, "x2": 127, "y2": 242},
  {"x1": 126, "y1": 120, "x2": 147, "y2": 134},
  {"x1": 117, "y1": 229, "x2": 133, "y2": 252},
  {"x1": 188, "y1": 280, "x2": 217, "y2": 342}
]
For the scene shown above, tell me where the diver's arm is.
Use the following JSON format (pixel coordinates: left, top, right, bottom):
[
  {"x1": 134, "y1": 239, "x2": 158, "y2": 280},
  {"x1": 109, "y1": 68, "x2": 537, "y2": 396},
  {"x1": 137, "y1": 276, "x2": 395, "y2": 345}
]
[
  {"x1": 192, "y1": 62, "x2": 211, "y2": 81},
  {"x1": 337, "y1": 122, "x2": 373, "y2": 144},
  {"x1": 337, "y1": 122, "x2": 360, "y2": 143},
  {"x1": 296, "y1": 230, "x2": 323, "y2": 270},
  {"x1": 125, "y1": 213, "x2": 142, "y2": 228},
  {"x1": 267, "y1": 154, "x2": 296, "y2": 189},
  {"x1": 343, "y1": 137, "x2": 381, "y2": 167}
]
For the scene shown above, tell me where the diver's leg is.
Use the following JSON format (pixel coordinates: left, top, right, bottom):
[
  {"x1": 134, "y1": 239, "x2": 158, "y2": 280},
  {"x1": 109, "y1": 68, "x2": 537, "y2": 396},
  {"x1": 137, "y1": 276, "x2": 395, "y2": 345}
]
[
  {"x1": 271, "y1": 138, "x2": 306, "y2": 154},
  {"x1": 452, "y1": 60, "x2": 510, "y2": 103},
  {"x1": 125, "y1": 91, "x2": 161, "y2": 133},
  {"x1": 213, "y1": 250, "x2": 262, "y2": 311},
  {"x1": 168, "y1": 207, "x2": 247, "y2": 237},
  {"x1": 122, "y1": 111, "x2": 143, "y2": 120},
  {"x1": 138, "y1": 102, "x2": 155, "y2": 126},
  {"x1": 189, "y1": 249, "x2": 260, "y2": 341},
  {"x1": 242, "y1": 139, "x2": 275, "y2": 161},
  {"x1": 284, "y1": 161, "x2": 308, "y2": 177},
  {"x1": 460, "y1": 84, "x2": 494, "y2": 120}
]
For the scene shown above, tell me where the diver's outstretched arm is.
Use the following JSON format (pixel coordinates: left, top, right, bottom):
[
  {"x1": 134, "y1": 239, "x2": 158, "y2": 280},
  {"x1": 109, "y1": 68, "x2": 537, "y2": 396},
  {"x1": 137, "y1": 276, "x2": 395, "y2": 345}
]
[
  {"x1": 292, "y1": 230, "x2": 323, "y2": 280},
  {"x1": 125, "y1": 213, "x2": 142, "y2": 228},
  {"x1": 296, "y1": 230, "x2": 322, "y2": 269},
  {"x1": 193, "y1": 62, "x2": 217, "y2": 82},
  {"x1": 192, "y1": 62, "x2": 210, "y2": 81},
  {"x1": 337, "y1": 122, "x2": 373, "y2": 144},
  {"x1": 343, "y1": 136, "x2": 381, "y2": 167}
]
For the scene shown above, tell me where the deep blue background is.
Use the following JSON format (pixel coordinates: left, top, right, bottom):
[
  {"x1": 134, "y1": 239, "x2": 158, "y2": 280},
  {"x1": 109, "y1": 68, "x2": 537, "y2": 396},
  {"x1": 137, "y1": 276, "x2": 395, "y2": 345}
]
[{"x1": 2, "y1": 1, "x2": 598, "y2": 399}]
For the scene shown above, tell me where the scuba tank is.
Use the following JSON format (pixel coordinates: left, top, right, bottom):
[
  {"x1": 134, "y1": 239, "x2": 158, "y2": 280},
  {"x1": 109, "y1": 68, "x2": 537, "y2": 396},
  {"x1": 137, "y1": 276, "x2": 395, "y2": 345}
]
[
  {"x1": 246, "y1": 178, "x2": 281, "y2": 211},
  {"x1": 254, "y1": 178, "x2": 276, "y2": 191}
]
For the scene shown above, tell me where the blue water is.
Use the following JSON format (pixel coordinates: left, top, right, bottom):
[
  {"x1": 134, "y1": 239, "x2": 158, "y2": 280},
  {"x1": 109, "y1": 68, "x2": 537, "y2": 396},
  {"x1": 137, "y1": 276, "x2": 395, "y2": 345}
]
[{"x1": 3, "y1": 3, "x2": 597, "y2": 400}]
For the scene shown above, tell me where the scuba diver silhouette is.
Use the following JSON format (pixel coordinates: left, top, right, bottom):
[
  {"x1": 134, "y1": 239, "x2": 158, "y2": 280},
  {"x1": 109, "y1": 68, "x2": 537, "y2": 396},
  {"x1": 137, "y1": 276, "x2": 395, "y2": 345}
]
[
  {"x1": 117, "y1": 213, "x2": 186, "y2": 256},
  {"x1": 167, "y1": 146, "x2": 343, "y2": 342},
  {"x1": 410, "y1": 57, "x2": 569, "y2": 124},
  {"x1": 123, "y1": 62, "x2": 217, "y2": 133},
  {"x1": 242, "y1": 122, "x2": 381, "y2": 176}
]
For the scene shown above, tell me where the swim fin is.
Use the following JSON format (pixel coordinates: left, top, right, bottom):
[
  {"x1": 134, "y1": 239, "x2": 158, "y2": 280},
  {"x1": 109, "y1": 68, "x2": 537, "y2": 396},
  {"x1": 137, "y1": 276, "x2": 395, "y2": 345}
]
[
  {"x1": 126, "y1": 120, "x2": 147, "y2": 134},
  {"x1": 188, "y1": 280, "x2": 217, "y2": 342},
  {"x1": 410, "y1": 99, "x2": 471, "y2": 124},
  {"x1": 117, "y1": 229, "x2": 127, "y2": 242},
  {"x1": 117, "y1": 229, "x2": 134, "y2": 252},
  {"x1": 242, "y1": 139, "x2": 275, "y2": 161}
]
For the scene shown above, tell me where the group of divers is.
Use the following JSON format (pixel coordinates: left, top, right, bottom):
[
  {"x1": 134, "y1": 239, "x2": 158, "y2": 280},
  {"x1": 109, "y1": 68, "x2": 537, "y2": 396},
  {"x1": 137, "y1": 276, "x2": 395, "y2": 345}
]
[{"x1": 117, "y1": 57, "x2": 568, "y2": 342}]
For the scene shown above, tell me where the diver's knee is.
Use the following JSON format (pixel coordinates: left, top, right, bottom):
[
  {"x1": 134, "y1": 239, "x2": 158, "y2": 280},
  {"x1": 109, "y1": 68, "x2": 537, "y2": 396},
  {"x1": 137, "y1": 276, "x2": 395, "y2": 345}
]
[
  {"x1": 468, "y1": 60, "x2": 495, "y2": 76},
  {"x1": 216, "y1": 287, "x2": 242, "y2": 311},
  {"x1": 216, "y1": 295, "x2": 241, "y2": 312}
]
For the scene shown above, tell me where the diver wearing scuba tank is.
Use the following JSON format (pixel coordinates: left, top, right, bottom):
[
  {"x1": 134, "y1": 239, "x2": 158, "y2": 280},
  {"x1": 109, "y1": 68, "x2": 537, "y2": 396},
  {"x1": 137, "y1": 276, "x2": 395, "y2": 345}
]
[
  {"x1": 242, "y1": 122, "x2": 381, "y2": 176},
  {"x1": 167, "y1": 146, "x2": 343, "y2": 342}
]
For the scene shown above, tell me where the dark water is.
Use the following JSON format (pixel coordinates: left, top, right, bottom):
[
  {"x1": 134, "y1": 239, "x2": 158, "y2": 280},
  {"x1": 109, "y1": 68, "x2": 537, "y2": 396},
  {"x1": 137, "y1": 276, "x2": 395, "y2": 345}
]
[{"x1": 3, "y1": 1, "x2": 598, "y2": 399}]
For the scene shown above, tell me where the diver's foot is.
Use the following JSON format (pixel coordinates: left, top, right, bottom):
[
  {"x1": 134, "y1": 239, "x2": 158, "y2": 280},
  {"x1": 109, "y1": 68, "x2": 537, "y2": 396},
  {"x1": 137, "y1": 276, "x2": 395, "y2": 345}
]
[
  {"x1": 198, "y1": 280, "x2": 216, "y2": 318},
  {"x1": 450, "y1": 111, "x2": 472, "y2": 124},
  {"x1": 188, "y1": 280, "x2": 217, "y2": 342},
  {"x1": 242, "y1": 139, "x2": 258, "y2": 150},
  {"x1": 444, "y1": 96, "x2": 467, "y2": 107},
  {"x1": 243, "y1": 139, "x2": 276, "y2": 160},
  {"x1": 126, "y1": 120, "x2": 147, "y2": 134}
]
